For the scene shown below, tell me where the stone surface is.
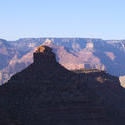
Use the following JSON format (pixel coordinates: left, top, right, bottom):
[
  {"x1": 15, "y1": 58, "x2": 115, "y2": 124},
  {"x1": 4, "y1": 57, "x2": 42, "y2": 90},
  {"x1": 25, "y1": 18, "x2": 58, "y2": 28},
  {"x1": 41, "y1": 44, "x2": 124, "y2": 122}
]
[
  {"x1": 33, "y1": 46, "x2": 56, "y2": 64},
  {"x1": 1, "y1": 38, "x2": 125, "y2": 86},
  {"x1": 0, "y1": 46, "x2": 125, "y2": 125}
]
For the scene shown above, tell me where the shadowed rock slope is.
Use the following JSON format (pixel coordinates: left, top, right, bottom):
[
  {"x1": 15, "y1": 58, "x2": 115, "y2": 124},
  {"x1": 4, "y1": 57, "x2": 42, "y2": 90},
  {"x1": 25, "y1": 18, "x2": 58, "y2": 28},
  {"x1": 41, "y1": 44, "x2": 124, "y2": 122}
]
[{"x1": 0, "y1": 46, "x2": 125, "y2": 125}]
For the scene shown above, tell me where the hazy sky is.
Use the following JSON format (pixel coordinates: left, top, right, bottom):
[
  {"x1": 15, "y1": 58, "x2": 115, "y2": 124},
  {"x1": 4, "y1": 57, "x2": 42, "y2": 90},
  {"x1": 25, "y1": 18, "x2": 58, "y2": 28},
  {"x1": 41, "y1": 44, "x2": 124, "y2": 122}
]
[{"x1": 0, "y1": 0, "x2": 125, "y2": 40}]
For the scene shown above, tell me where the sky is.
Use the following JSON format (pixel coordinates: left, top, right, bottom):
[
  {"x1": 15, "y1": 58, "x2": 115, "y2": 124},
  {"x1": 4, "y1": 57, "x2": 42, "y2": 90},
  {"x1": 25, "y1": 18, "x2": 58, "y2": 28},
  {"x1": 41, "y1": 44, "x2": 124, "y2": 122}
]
[{"x1": 0, "y1": 0, "x2": 125, "y2": 40}]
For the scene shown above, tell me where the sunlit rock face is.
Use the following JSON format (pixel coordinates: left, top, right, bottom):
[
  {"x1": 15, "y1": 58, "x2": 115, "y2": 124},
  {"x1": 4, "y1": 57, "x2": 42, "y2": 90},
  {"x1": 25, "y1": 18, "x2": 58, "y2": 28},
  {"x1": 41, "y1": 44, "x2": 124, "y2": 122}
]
[
  {"x1": 86, "y1": 42, "x2": 94, "y2": 49},
  {"x1": 33, "y1": 46, "x2": 56, "y2": 64},
  {"x1": 119, "y1": 76, "x2": 125, "y2": 88}
]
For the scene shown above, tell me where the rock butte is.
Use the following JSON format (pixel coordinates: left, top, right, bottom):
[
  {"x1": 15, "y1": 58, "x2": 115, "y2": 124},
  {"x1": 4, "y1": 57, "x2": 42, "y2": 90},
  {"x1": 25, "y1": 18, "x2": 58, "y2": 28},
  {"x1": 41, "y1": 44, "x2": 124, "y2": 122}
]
[{"x1": 0, "y1": 46, "x2": 124, "y2": 125}]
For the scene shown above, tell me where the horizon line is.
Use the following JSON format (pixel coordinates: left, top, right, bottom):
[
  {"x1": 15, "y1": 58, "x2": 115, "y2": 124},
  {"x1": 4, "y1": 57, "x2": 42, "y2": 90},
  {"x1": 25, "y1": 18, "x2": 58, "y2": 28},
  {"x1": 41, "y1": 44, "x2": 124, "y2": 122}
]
[{"x1": 1, "y1": 37, "x2": 125, "y2": 41}]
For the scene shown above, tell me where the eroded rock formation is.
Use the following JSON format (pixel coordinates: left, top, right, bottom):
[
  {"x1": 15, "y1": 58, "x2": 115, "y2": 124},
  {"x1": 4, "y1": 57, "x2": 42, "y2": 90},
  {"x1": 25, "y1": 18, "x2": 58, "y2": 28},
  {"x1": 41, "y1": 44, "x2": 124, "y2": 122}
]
[{"x1": 0, "y1": 46, "x2": 125, "y2": 125}]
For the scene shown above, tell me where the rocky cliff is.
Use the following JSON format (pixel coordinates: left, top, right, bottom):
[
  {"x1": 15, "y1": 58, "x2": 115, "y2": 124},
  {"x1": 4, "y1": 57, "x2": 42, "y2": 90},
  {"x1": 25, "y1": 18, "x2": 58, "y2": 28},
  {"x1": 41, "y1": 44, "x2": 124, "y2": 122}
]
[
  {"x1": 0, "y1": 46, "x2": 125, "y2": 125},
  {"x1": 1, "y1": 38, "x2": 125, "y2": 86}
]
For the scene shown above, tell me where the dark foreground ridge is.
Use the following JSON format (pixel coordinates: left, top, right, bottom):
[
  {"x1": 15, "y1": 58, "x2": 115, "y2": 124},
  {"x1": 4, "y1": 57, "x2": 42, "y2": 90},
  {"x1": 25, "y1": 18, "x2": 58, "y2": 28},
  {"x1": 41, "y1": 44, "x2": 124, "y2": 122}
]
[{"x1": 0, "y1": 45, "x2": 125, "y2": 125}]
